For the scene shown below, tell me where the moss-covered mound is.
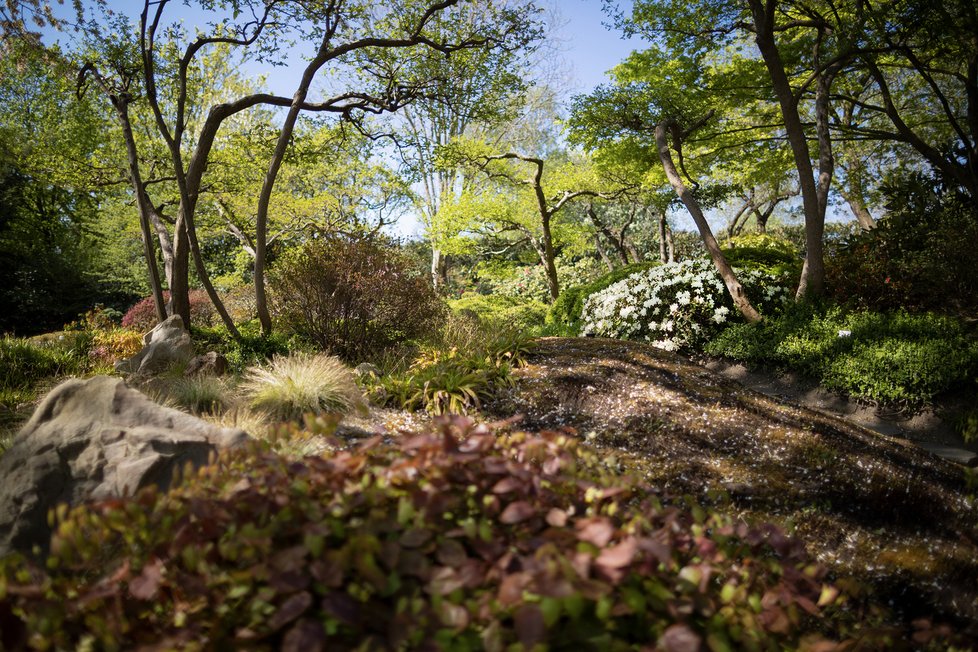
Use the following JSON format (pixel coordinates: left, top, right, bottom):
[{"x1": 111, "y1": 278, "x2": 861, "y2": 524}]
[{"x1": 488, "y1": 337, "x2": 978, "y2": 638}]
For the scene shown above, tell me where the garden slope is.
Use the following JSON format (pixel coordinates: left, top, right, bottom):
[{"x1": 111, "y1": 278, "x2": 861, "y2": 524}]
[{"x1": 485, "y1": 337, "x2": 978, "y2": 632}]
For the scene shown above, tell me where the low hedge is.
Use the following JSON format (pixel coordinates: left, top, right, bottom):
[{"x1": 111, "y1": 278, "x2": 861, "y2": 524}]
[
  {"x1": 706, "y1": 304, "x2": 978, "y2": 408},
  {"x1": 0, "y1": 418, "x2": 854, "y2": 650}
]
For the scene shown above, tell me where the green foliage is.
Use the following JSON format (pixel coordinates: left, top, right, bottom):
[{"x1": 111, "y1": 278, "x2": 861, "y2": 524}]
[
  {"x1": 546, "y1": 262, "x2": 660, "y2": 335},
  {"x1": 271, "y1": 235, "x2": 445, "y2": 362},
  {"x1": 0, "y1": 418, "x2": 846, "y2": 649},
  {"x1": 447, "y1": 294, "x2": 547, "y2": 334},
  {"x1": 241, "y1": 353, "x2": 366, "y2": 421},
  {"x1": 191, "y1": 322, "x2": 292, "y2": 373},
  {"x1": 370, "y1": 317, "x2": 532, "y2": 415},
  {"x1": 827, "y1": 179, "x2": 978, "y2": 316},
  {"x1": 474, "y1": 257, "x2": 601, "y2": 304},
  {"x1": 0, "y1": 335, "x2": 85, "y2": 396},
  {"x1": 720, "y1": 234, "x2": 801, "y2": 279},
  {"x1": 707, "y1": 304, "x2": 978, "y2": 408},
  {"x1": 165, "y1": 376, "x2": 229, "y2": 416}
]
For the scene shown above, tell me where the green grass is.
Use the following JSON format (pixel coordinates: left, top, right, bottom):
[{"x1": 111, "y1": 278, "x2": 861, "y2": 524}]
[
  {"x1": 706, "y1": 304, "x2": 978, "y2": 408},
  {"x1": 241, "y1": 353, "x2": 365, "y2": 421}
]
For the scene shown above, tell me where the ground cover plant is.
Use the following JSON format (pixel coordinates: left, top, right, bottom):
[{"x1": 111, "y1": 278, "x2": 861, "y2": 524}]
[
  {"x1": 580, "y1": 260, "x2": 793, "y2": 351},
  {"x1": 369, "y1": 315, "x2": 533, "y2": 416},
  {"x1": 706, "y1": 304, "x2": 978, "y2": 409},
  {"x1": 0, "y1": 417, "x2": 882, "y2": 651}
]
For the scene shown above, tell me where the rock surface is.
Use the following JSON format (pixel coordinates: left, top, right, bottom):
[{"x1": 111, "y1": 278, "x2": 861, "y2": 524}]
[
  {"x1": 184, "y1": 351, "x2": 228, "y2": 377},
  {"x1": 0, "y1": 376, "x2": 248, "y2": 558},
  {"x1": 115, "y1": 314, "x2": 193, "y2": 376}
]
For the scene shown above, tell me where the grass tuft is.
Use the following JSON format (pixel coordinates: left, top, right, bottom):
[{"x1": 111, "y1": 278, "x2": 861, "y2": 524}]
[{"x1": 240, "y1": 353, "x2": 365, "y2": 421}]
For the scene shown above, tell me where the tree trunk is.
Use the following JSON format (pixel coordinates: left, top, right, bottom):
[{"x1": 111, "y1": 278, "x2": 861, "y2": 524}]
[
  {"x1": 586, "y1": 203, "x2": 630, "y2": 265},
  {"x1": 115, "y1": 100, "x2": 166, "y2": 323},
  {"x1": 748, "y1": 0, "x2": 825, "y2": 299},
  {"x1": 655, "y1": 121, "x2": 761, "y2": 323},
  {"x1": 657, "y1": 210, "x2": 668, "y2": 263},
  {"x1": 431, "y1": 246, "x2": 447, "y2": 290},
  {"x1": 540, "y1": 213, "x2": 560, "y2": 301},
  {"x1": 594, "y1": 233, "x2": 615, "y2": 272}
]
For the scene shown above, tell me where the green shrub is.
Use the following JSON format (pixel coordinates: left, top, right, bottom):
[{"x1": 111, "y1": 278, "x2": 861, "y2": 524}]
[
  {"x1": 0, "y1": 418, "x2": 847, "y2": 649},
  {"x1": 191, "y1": 322, "x2": 292, "y2": 373},
  {"x1": 720, "y1": 233, "x2": 801, "y2": 279},
  {"x1": 447, "y1": 293, "x2": 547, "y2": 333},
  {"x1": 475, "y1": 256, "x2": 601, "y2": 304},
  {"x1": 546, "y1": 262, "x2": 659, "y2": 335},
  {"x1": 707, "y1": 305, "x2": 978, "y2": 408},
  {"x1": 241, "y1": 353, "x2": 366, "y2": 421},
  {"x1": 271, "y1": 235, "x2": 445, "y2": 362},
  {"x1": 369, "y1": 320, "x2": 533, "y2": 415}
]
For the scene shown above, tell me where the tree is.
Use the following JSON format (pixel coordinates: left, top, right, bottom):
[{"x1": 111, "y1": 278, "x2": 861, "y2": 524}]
[
  {"x1": 569, "y1": 48, "x2": 764, "y2": 322},
  {"x1": 438, "y1": 139, "x2": 630, "y2": 301},
  {"x1": 386, "y1": 0, "x2": 544, "y2": 291},
  {"x1": 68, "y1": 0, "x2": 540, "y2": 335}
]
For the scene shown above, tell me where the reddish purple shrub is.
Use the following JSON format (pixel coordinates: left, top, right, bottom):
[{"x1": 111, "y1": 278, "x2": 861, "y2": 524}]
[{"x1": 122, "y1": 290, "x2": 216, "y2": 331}]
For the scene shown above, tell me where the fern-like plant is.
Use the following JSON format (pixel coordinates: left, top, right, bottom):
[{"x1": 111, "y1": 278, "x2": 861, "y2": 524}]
[{"x1": 241, "y1": 354, "x2": 365, "y2": 421}]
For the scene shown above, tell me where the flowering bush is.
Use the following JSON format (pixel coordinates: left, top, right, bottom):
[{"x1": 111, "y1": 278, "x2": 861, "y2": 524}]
[
  {"x1": 121, "y1": 290, "x2": 216, "y2": 331},
  {"x1": 581, "y1": 259, "x2": 791, "y2": 351}
]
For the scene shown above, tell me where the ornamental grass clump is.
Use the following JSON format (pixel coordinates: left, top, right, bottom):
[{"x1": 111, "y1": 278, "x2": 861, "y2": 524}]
[
  {"x1": 581, "y1": 259, "x2": 791, "y2": 351},
  {"x1": 241, "y1": 353, "x2": 365, "y2": 421}
]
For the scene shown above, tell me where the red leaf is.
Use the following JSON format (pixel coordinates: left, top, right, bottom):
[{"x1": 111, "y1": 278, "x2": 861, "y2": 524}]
[
  {"x1": 428, "y1": 567, "x2": 464, "y2": 596},
  {"x1": 498, "y1": 572, "x2": 530, "y2": 606},
  {"x1": 660, "y1": 624, "x2": 702, "y2": 652},
  {"x1": 597, "y1": 537, "x2": 637, "y2": 570},
  {"x1": 491, "y1": 477, "x2": 524, "y2": 494},
  {"x1": 575, "y1": 517, "x2": 614, "y2": 547},
  {"x1": 500, "y1": 501, "x2": 536, "y2": 524},
  {"x1": 545, "y1": 508, "x2": 567, "y2": 527},
  {"x1": 514, "y1": 604, "x2": 547, "y2": 648},
  {"x1": 437, "y1": 539, "x2": 468, "y2": 567},
  {"x1": 129, "y1": 558, "x2": 163, "y2": 600},
  {"x1": 282, "y1": 618, "x2": 326, "y2": 652},
  {"x1": 267, "y1": 591, "x2": 313, "y2": 632}
]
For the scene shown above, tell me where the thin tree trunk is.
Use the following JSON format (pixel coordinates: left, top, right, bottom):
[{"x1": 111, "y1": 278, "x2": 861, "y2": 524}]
[
  {"x1": 666, "y1": 227, "x2": 675, "y2": 263},
  {"x1": 594, "y1": 233, "x2": 615, "y2": 272},
  {"x1": 540, "y1": 213, "x2": 560, "y2": 301},
  {"x1": 658, "y1": 210, "x2": 669, "y2": 263},
  {"x1": 586, "y1": 202, "x2": 630, "y2": 264},
  {"x1": 748, "y1": 0, "x2": 825, "y2": 299},
  {"x1": 116, "y1": 101, "x2": 166, "y2": 323},
  {"x1": 655, "y1": 120, "x2": 761, "y2": 323}
]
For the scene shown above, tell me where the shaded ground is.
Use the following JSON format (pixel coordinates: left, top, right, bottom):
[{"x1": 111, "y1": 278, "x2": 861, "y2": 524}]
[{"x1": 481, "y1": 337, "x2": 978, "y2": 634}]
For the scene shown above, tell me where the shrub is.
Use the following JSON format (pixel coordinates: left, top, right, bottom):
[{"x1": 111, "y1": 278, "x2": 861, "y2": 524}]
[
  {"x1": 191, "y1": 322, "x2": 292, "y2": 373},
  {"x1": 122, "y1": 290, "x2": 216, "y2": 332},
  {"x1": 827, "y1": 177, "x2": 978, "y2": 315},
  {"x1": 447, "y1": 294, "x2": 547, "y2": 333},
  {"x1": 271, "y1": 236, "x2": 444, "y2": 361},
  {"x1": 0, "y1": 418, "x2": 847, "y2": 650},
  {"x1": 581, "y1": 259, "x2": 792, "y2": 351},
  {"x1": 720, "y1": 233, "x2": 801, "y2": 279},
  {"x1": 369, "y1": 319, "x2": 533, "y2": 415},
  {"x1": 546, "y1": 261, "x2": 659, "y2": 335},
  {"x1": 241, "y1": 353, "x2": 365, "y2": 421},
  {"x1": 474, "y1": 256, "x2": 601, "y2": 304},
  {"x1": 707, "y1": 305, "x2": 978, "y2": 408},
  {"x1": 86, "y1": 328, "x2": 143, "y2": 370}
]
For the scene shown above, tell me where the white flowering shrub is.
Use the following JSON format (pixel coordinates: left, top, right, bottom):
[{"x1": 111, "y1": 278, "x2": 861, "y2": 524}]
[{"x1": 580, "y1": 259, "x2": 791, "y2": 351}]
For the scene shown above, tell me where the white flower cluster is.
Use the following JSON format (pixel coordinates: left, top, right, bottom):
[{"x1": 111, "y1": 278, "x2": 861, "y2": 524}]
[{"x1": 580, "y1": 259, "x2": 791, "y2": 351}]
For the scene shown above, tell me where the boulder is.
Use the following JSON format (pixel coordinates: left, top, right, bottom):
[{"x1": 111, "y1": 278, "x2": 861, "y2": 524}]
[
  {"x1": 354, "y1": 362, "x2": 381, "y2": 378},
  {"x1": 0, "y1": 376, "x2": 249, "y2": 558},
  {"x1": 185, "y1": 351, "x2": 229, "y2": 377},
  {"x1": 115, "y1": 314, "x2": 192, "y2": 376}
]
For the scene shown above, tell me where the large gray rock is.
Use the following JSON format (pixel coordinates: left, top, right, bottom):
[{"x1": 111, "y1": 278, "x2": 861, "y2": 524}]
[
  {"x1": 0, "y1": 376, "x2": 248, "y2": 558},
  {"x1": 115, "y1": 314, "x2": 193, "y2": 375}
]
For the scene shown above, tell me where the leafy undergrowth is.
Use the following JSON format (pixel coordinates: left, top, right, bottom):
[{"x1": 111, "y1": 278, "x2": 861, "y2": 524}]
[
  {"x1": 487, "y1": 337, "x2": 978, "y2": 639},
  {"x1": 0, "y1": 418, "x2": 926, "y2": 650}
]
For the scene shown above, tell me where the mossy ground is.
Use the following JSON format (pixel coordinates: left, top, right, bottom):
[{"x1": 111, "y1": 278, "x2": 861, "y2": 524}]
[{"x1": 484, "y1": 337, "x2": 978, "y2": 635}]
